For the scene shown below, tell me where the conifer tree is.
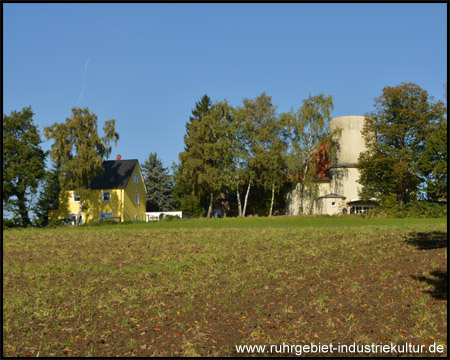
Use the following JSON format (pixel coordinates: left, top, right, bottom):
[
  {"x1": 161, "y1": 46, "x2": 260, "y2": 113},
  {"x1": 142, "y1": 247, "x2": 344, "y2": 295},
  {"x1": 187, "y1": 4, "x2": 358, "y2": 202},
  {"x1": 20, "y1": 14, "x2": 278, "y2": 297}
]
[
  {"x1": 184, "y1": 95, "x2": 212, "y2": 152},
  {"x1": 174, "y1": 95, "x2": 213, "y2": 216},
  {"x1": 142, "y1": 152, "x2": 173, "y2": 211}
]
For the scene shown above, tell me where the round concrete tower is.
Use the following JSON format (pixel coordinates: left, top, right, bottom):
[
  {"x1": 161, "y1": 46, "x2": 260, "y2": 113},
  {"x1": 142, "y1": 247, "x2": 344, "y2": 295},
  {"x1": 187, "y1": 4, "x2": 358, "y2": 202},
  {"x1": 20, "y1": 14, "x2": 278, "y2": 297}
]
[
  {"x1": 286, "y1": 114, "x2": 377, "y2": 215},
  {"x1": 330, "y1": 116, "x2": 367, "y2": 167}
]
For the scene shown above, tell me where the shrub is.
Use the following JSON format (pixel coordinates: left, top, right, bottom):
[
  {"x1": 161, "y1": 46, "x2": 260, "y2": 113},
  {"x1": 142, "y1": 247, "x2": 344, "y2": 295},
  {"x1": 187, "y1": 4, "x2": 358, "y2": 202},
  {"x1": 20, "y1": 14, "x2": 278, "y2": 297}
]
[
  {"x1": 160, "y1": 214, "x2": 181, "y2": 222},
  {"x1": 2, "y1": 219, "x2": 17, "y2": 229},
  {"x1": 366, "y1": 200, "x2": 446, "y2": 218}
]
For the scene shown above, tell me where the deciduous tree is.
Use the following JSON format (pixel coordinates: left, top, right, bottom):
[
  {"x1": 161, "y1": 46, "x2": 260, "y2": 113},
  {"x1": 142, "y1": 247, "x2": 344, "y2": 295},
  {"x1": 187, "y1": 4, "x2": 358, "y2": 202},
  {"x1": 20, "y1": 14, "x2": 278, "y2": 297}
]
[
  {"x1": 44, "y1": 107, "x2": 119, "y2": 223},
  {"x1": 234, "y1": 92, "x2": 279, "y2": 217},
  {"x1": 35, "y1": 161, "x2": 61, "y2": 227},
  {"x1": 417, "y1": 87, "x2": 447, "y2": 202},
  {"x1": 3, "y1": 106, "x2": 46, "y2": 227},
  {"x1": 285, "y1": 93, "x2": 339, "y2": 214},
  {"x1": 358, "y1": 82, "x2": 446, "y2": 205}
]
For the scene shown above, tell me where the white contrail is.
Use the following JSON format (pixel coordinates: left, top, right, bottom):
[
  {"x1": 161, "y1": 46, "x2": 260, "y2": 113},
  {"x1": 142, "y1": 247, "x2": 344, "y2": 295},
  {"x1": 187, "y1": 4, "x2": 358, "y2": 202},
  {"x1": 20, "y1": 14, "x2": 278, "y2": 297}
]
[{"x1": 76, "y1": 57, "x2": 90, "y2": 106}]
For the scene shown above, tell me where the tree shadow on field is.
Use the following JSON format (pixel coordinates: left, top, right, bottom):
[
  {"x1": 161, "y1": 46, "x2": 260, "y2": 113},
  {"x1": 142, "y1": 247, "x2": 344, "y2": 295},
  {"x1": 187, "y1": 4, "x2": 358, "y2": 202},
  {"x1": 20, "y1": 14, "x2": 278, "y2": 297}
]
[
  {"x1": 404, "y1": 231, "x2": 447, "y2": 250},
  {"x1": 412, "y1": 270, "x2": 448, "y2": 300},
  {"x1": 405, "y1": 231, "x2": 448, "y2": 300}
]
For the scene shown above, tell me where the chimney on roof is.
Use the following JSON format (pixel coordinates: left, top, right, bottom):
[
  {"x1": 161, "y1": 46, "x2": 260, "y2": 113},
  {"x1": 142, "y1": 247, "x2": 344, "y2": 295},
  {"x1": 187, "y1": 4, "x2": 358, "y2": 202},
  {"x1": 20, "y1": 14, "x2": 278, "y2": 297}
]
[{"x1": 116, "y1": 154, "x2": 122, "y2": 160}]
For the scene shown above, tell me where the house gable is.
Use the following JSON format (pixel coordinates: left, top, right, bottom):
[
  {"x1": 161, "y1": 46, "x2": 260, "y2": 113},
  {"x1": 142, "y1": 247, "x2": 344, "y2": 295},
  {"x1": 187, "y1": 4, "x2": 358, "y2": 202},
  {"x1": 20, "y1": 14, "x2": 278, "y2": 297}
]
[{"x1": 123, "y1": 162, "x2": 147, "y2": 221}]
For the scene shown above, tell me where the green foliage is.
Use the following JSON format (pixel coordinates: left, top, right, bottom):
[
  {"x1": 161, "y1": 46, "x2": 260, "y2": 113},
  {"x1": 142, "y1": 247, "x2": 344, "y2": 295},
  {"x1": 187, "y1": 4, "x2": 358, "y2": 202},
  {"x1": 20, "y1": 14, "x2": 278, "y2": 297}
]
[
  {"x1": 159, "y1": 214, "x2": 181, "y2": 221},
  {"x1": 172, "y1": 163, "x2": 205, "y2": 217},
  {"x1": 3, "y1": 106, "x2": 47, "y2": 227},
  {"x1": 174, "y1": 95, "x2": 213, "y2": 216},
  {"x1": 174, "y1": 87, "x2": 445, "y2": 217},
  {"x1": 236, "y1": 92, "x2": 286, "y2": 217},
  {"x1": 2, "y1": 219, "x2": 17, "y2": 230},
  {"x1": 367, "y1": 200, "x2": 446, "y2": 218},
  {"x1": 185, "y1": 95, "x2": 212, "y2": 152},
  {"x1": 44, "y1": 107, "x2": 119, "y2": 216},
  {"x1": 86, "y1": 219, "x2": 135, "y2": 227},
  {"x1": 196, "y1": 100, "x2": 235, "y2": 217},
  {"x1": 142, "y1": 152, "x2": 173, "y2": 211},
  {"x1": 178, "y1": 193, "x2": 206, "y2": 218},
  {"x1": 284, "y1": 93, "x2": 339, "y2": 214},
  {"x1": 399, "y1": 201, "x2": 447, "y2": 218},
  {"x1": 358, "y1": 82, "x2": 447, "y2": 205},
  {"x1": 176, "y1": 96, "x2": 235, "y2": 217},
  {"x1": 418, "y1": 114, "x2": 447, "y2": 201},
  {"x1": 174, "y1": 92, "x2": 339, "y2": 218},
  {"x1": 34, "y1": 162, "x2": 61, "y2": 227}
]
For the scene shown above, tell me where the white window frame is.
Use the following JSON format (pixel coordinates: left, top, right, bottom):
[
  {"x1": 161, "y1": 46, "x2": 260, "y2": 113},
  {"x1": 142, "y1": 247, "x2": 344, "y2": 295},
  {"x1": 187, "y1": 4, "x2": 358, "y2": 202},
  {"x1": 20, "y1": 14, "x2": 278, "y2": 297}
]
[
  {"x1": 101, "y1": 190, "x2": 111, "y2": 202},
  {"x1": 135, "y1": 191, "x2": 139, "y2": 205},
  {"x1": 72, "y1": 192, "x2": 80, "y2": 202},
  {"x1": 133, "y1": 173, "x2": 139, "y2": 184}
]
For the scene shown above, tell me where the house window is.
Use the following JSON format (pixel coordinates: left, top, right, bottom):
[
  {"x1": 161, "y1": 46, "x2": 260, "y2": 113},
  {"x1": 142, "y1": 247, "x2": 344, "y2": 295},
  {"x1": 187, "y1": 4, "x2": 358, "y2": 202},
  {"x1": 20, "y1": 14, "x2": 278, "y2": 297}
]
[
  {"x1": 331, "y1": 202, "x2": 336, "y2": 206},
  {"x1": 99, "y1": 212, "x2": 113, "y2": 220},
  {"x1": 133, "y1": 173, "x2": 139, "y2": 184},
  {"x1": 72, "y1": 192, "x2": 80, "y2": 202},
  {"x1": 101, "y1": 190, "x2": 111, "y2": 202},
  {"x1": 353, "y1": 206, "x2": 374, "y2": 214},
  {"x1": 135, "y1": 214, "x2": 139, "y2": 221},
  {"x1": 135, "y1": 192, "x2": 139, "y2": 205}
]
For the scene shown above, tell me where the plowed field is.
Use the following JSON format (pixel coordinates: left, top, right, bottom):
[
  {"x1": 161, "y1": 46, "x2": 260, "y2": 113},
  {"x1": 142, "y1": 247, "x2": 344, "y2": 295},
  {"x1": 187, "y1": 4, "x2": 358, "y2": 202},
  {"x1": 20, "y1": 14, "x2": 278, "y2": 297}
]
[{"x1": 3, "y1": 217, "x2": 447, "y2": 357}]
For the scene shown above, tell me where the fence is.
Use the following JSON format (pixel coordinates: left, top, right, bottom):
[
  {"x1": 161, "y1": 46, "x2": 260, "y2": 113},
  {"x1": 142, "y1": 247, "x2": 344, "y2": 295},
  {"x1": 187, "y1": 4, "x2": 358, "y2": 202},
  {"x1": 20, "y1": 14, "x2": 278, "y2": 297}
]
[{"x1": 145, "y1": 211, "x2": 183, "y2": 222}]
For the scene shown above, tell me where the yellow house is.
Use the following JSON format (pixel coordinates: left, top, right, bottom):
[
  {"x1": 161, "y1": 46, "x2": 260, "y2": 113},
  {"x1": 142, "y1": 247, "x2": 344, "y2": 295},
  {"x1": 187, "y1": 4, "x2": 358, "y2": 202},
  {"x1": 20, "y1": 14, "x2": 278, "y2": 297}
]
[{"x1": 49, "y1": 159, "x2": 147, "y2": 224}]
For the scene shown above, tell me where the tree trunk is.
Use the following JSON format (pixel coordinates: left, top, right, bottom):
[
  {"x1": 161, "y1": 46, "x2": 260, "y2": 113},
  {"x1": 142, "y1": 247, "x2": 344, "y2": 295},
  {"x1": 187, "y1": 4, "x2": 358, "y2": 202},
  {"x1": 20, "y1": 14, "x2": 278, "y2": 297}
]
[
  {"x1": 242, "y1": 180, "x2": 251, "y2": 217},
  {"x1": 207, "y1": 193, "x2": 214, "y2": 218},
  {"x1": 17, "y1": 196, "x2": 31, "y2": 227},
  {"x1": 299, "y1": 183, "x2": 304, "y2": 215},
  {"x1": 236, "y1": 183, "x2": 242, "y2": 217},
  {"x1": 299, "y1": 163, "x2": 309, "y2": 215},
  {"x1": 269, "y1": 182, "x2": 275, "y2": 217}
]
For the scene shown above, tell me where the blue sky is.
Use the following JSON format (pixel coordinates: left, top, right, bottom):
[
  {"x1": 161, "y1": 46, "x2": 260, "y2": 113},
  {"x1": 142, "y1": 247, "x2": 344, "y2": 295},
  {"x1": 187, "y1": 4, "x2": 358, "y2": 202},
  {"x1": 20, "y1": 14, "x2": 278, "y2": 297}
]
[{"x1": 4, "y1": 3, "x2": 447, "y2": 172}]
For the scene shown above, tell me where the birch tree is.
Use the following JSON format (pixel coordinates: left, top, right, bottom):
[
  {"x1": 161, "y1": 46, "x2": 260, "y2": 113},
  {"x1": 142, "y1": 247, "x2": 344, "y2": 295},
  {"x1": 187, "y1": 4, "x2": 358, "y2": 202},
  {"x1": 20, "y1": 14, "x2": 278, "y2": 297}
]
[
  {"x1": 286, "y1": 93, "x2": 340, "y2": 214},
  {"x1": 234, "y1": 92, "x2": 279, "y2": 216},
  {"x1": 44, "y1": 107, "x2": 119, "y2": 223}
]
